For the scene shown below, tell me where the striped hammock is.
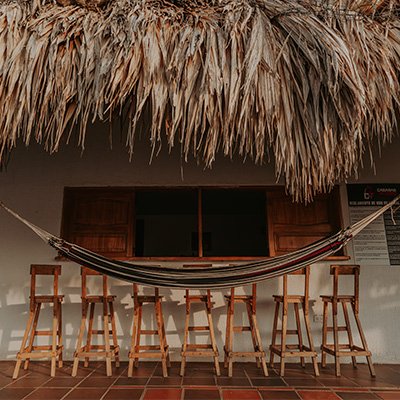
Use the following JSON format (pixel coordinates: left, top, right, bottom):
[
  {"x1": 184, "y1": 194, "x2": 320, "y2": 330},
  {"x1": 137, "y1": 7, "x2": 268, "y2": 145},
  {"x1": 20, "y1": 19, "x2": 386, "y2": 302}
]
[{"x1": 1, "y1": 196, "x2": 399, "y2": 289}]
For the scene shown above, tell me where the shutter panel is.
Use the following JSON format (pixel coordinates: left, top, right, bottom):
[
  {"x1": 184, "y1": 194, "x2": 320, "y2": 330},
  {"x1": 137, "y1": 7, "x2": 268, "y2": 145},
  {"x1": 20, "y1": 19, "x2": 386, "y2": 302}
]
[
  {"x1": 267, "y1": 187, "x2": 342, "y2": 256},
  {"x1": 62, "y1": 188, "x2": 134, "y2": 257}
]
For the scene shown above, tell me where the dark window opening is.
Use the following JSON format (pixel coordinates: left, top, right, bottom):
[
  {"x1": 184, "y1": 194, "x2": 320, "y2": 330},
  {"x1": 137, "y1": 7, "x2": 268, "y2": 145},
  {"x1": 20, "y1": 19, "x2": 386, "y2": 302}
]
[
  {"x1": 135, "y1": 190, "x2": 198, "y2": 257},
  {"x1": 202, "y1": 189, "x2": 268, "y2": 257}
]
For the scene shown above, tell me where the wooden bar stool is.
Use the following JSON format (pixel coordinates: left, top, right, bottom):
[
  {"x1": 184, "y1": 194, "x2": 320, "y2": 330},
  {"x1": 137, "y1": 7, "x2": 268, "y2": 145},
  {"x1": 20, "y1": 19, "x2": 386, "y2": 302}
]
[
  {"x1": 320, "y1": 265, "x2": 375, "y2": 377},
  {"x1": 224, "y1": 284, "x2": 268, "y2": 377},
  {"x1": 269, "y1": 266, "x2": 319, "y2": 376},
  {"x1": 128, "y1": 284, "x2": 170, "y2": 377},
  {"x1": 13, "y1": 264, "x2": 64, "y2": 379},
  {"x1": 72, "y1": 267, "x2": 120, "y2": 377},
  {"x1": 180, "y1": 289, "x2": 220, "y2": 376}
]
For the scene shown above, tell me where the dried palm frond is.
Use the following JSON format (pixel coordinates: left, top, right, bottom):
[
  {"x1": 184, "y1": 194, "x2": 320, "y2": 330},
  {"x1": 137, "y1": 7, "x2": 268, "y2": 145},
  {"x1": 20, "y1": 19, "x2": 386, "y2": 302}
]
[{"x1": 0, "y1": 0, "x2": 399, "y2": 201}]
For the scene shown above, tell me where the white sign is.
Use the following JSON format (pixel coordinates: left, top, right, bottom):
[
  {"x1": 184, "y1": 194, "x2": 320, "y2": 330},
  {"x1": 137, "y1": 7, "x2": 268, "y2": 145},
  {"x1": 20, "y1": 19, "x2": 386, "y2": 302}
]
[
  {"x1": 349, "y1": 207, "x2": 390, "y2": 265},
  {"x1": 349, "y1": 206, "x2": 399, "y2": 266}
]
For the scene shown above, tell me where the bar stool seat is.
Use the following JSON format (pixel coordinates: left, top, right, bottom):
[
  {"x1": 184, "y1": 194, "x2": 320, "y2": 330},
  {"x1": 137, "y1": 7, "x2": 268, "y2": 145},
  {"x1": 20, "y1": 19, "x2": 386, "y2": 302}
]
[
  {"x1": 224, "y1": 284, "x2": 268, "y2": 377},
  {"x1": 320, "y1": 265, "x2": 375, "y2": 377},
  {"x1": 128, "y1": 284, "x2": 170, "y2": 378},
  {"x1": 13, "y1": 264, "x2": 63, "y2": 379},
  {"x1": 72, "y1": 267, "x2": 120, "y2": 377},
  {"x1": 270, "y1": 266, "x2": 319, "y2": 377}
]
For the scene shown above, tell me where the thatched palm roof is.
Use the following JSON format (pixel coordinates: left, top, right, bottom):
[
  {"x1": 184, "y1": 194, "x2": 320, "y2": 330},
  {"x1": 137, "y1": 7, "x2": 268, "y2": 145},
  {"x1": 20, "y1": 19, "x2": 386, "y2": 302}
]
[{"x1": 0, "y1": 0, "x2": 399, "y2": 200}]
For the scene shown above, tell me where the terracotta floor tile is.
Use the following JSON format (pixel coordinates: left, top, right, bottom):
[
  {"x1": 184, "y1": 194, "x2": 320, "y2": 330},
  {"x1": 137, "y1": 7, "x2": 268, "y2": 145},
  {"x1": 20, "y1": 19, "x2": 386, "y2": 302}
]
[
  {"x1": 184, "y1": 388, "x2": 221, "y2": 400},
  {"x1": 148, "y1": 377, "x2": 183, "y2": 386},
  {"x1": 260, "y1": 389, "x2": 301, "y2": 399},
  {"x1": 23, "y1": 388, "x2": 71, "y2": 399},
  {"x1": 143, "y1": 387, "x2": 183, "y2": 400},
  {"x1": 6, "y1": 376, "x2": 51, "y2": 388},
  {"x1": 284, "y1": 378, "x2": 323, "y2": 388},
  {"x1": 222, "y1": 389, "x2": 261, "y2": 399},
  {"x1": 298, "y1": 390, "x2": 341, "y2": 400},
  {"x1": 0, "y1": 388, "x2": 33, "y2": 400},
  {"x1": 335, "y1": 391, "x2": 380, "y2": 399},
  {"x1": 153, "y1": 366, "x2": 182, "y2": 378},
  {"x1": 25, "y1": 363, "x2": 55, "y2": 375},
  {"x1": 348, "y1": 378, "x2": 396, "y2": 389},
  {"x1": 317, "y1": 377, "x2": 360, "y2": 387},
  {"x1": 103, "y1": 388, "x2": 144, "y2": 399},
  {"x1": 374, "y1": 392, "x2": 400, "y2": 400},
  {"x1": 185, "y1": 369, "x2": 222, "y2": 378},
  {"x1": 78, "y1": 376, "x2": 115, "y2": 387},
  {"x1": 55, "y1": 367, "x2": 94, "y2": 377},
  {"x1": 0, "y1": 369, "x2": 29, "y2": 380},
  {"x1": 0, "y1": 368, "x2": 15, "y2": 379},
  {"x1": 113, "y1": 377, "x2": 149, "y2": 386},
  {"x1": 0, "y1": 377, "x2": 14, "y2": 388},
  {"x1": 278, "y1": 366, "x2": 319, "y2": 378},
  {"x1": 217, "y1": 377, "x2": 251, "y2": 387},
  {"x1": 42, "y1": 377, "x2": 84, "y2": 387},
  {"x1": 251, "y1": 377, "x2": 287, "y2": 387},
  {"x1": 183, "y1": 377, "x2": 216, "y2": 386},
  {"x1": 0, "y1": 362, "x2": 16, "y2": 371},
  {"x1": 127, "y1": 366, "x2": 158, "y2": 377},
  {"x1": 62, "y1": 387, "x2": 108, "y2": 399},
  {"x1": 185, "y1": 363, "x2": 217, "y2": 370},
  {"x1": 89, "y1": 365, "x2": 124, "y2": 377},
  {"x1": 246, "y1": 369, "x2": 278, "y2": 378}
]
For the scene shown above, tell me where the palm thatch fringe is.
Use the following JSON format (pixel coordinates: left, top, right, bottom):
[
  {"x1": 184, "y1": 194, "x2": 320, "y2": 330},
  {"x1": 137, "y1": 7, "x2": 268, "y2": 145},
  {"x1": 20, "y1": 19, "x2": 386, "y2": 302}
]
[{"x1": 0, "y1": 0, "x2": 399, "y2": 201}]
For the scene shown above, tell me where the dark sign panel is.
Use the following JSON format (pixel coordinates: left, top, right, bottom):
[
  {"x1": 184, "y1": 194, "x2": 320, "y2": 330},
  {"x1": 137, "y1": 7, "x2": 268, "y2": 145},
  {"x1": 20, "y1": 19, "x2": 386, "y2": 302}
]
[{"x1": 347, "y1": 184, "x2": 400, "y2": 206}]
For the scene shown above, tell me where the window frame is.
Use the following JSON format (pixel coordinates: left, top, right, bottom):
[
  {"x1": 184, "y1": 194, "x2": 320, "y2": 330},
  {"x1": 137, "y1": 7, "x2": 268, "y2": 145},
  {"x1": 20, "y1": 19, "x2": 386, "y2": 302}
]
[{"x1": 60, "y1": 186, "x2": 348, "y2": 262}]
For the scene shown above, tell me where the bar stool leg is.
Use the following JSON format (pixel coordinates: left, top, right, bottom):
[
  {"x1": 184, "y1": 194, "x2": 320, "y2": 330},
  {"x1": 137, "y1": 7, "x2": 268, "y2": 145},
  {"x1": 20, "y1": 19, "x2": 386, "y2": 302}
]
[
  {"x1": 250, "y1": 309, "x2": 268, "y2": 376},
  {"x1": 321, "y1": 300, "x2": 328, "y2": 368},
  {"x1": 24, "y1": 303, "x2": 41, "y2": 371},
  {"x1": 159, "y1": 303, "x2": 171, "y2": 367},
  {"x1": 269, "y1": 302, "x2": 280, "y2": 368},
  {"x1": 342, "y1": 302, "x2": 357, "y2": 368},
  {"x1": 155, "y1": 299, "x2": 168, "y2": 378},
  {"x1": 227, "y1": 298, "x2": 234, "y2": 377},
  {"x1": 102, "y1": 299, "x2": 112, "y2": 377},
  {"x1": 128, "y1": 301, "x2": 140, "y2": 377},
  {"x1": 13, "y1": 306, "x2": 36, "y2": 379},
  {"x1": 72, "y1": 301, "x2": 88, "y2": 377},
  {"x1": 224, "y1": 297, "x2": 232, "y2": 369},
  {"x1": 84, "y1": 303, "x2": 95, "y2": 368},
  {"x1": 206, "y1": 302, "x2": 220, "y2": 376},
  {"x1": 332, "y1": 300, "x2": 341, "y2": 377},
  {"x1": 303, "y1": 304, "x2": 319, "y2": 376},
  {"x1": 58, "y1": 300, "x2": 63, "y2": 368},
  {"x1": 50, "y1": 300, "x2": 59, "y2": 377},
  {"x1": 294, "y1": 303, "x2": 305, "y2": 368},
  {"x1": 246, "y1": 302, "x2": 260, "y2": 368},
  {"x1": 280, "y1": 301, "x2": 288, "y2": 377},
  {"x1": 109, "y1": 301, "x2": 120, "y2": 367},
  {"x1": 134, "y1": 304, "x2": 143, "y2": 368},
  {"x1": 353, "y1": 304, "x2": 375, "y2": 377},
  {"x1": 180, "y1": 293, "x2": 190, "y2": 377}
]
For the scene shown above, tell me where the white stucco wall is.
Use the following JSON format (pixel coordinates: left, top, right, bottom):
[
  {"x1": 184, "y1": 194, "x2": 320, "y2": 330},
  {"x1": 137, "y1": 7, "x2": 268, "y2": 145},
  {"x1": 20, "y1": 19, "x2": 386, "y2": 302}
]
[{"x1": 0, "y1": 125, "x2": 399, "y2": 364}]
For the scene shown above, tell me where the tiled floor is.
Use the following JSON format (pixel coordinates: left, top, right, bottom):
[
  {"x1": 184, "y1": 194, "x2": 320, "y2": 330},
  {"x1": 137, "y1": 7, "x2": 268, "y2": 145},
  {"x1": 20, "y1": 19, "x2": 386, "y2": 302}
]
[{"x1": 0, "y1": 361, "x2": 399, "y2": 400}]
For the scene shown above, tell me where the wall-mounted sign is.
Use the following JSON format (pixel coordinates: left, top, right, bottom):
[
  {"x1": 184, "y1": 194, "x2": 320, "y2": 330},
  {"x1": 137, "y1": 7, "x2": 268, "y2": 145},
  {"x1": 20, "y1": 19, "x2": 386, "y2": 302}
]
[{"x1": 347, "y1": 184, "x2": 400, "y2": 266}]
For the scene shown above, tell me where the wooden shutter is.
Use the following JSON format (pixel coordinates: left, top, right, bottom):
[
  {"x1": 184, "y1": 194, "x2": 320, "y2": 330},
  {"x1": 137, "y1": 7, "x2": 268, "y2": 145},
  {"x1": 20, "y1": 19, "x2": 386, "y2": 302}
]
[
  {"x1": 267, "y1": 187, "x2": 342, "y2": 256},
  {"x1": 62, "y1": 188, "x2": 135, "y2": 258}
]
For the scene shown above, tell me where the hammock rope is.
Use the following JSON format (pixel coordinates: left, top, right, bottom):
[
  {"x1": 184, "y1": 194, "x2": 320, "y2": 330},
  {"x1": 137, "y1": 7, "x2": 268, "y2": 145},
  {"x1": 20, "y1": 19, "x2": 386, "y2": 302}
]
[{"x1": 1, "y1": 195, "x2": 399, "y2": 289}]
